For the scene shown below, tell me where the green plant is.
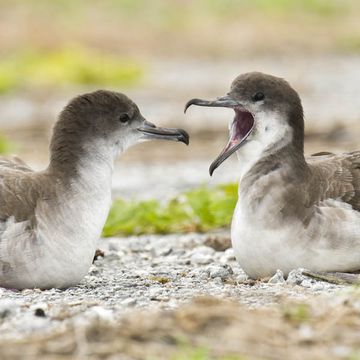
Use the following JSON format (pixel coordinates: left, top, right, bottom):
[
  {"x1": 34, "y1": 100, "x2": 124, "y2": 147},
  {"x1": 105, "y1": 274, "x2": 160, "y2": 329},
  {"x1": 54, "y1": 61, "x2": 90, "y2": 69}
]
[
  {"x1": 171, "y1": 345, "x2": 246, "y2": 360},
  {"x1": 282, "y1": 303, "x2": 310, "y2": 324},
  {"x1": 0, "y1": 48, "x2": 143, "y2": 93},
  {"x1": 103, "y1": 183, "x2": 238, "y2": 236},
  {"x1": 0, "y1": 135, "x2": 14, "y2": 154}
]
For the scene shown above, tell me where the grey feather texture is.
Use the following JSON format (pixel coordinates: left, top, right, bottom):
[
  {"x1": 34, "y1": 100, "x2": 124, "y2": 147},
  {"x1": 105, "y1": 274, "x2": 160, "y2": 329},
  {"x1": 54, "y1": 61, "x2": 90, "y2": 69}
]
[
  {"x1": 186, "y1": 72, "x2": 360, "y2": 278},
  {"x1": 0, "y1": 90, "x2": 189, "y2": 289}
]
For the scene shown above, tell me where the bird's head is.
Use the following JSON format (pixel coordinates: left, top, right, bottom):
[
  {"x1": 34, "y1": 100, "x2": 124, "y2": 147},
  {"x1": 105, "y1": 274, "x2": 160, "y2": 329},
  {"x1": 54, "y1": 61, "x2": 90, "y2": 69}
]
[{"x1": 185, "y1": 72, "x2": 303, "y2": 175}]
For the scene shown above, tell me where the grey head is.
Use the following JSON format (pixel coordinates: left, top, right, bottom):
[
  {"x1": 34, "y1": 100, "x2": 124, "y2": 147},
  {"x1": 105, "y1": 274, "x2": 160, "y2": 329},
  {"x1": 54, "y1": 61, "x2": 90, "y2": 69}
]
[
  {"x1": 185, "y1": 72, "x2": 304, "y2": 175},
  {"x1": 49, "y1": 90, "x2": 189, "y2": 172}
]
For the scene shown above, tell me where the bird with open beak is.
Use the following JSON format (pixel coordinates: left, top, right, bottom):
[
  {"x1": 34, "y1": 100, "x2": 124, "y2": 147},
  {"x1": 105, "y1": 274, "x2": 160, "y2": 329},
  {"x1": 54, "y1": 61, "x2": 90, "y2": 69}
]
[{"x1": 185, "y1": 71, "x2": 360, "y2": 284}]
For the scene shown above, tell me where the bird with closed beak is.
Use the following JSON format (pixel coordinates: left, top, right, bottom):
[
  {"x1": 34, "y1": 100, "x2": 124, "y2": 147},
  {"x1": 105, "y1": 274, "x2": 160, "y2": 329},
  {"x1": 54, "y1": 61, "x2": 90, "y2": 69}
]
[
  {"x1": 0, "y1": 90, "x2": 189, "y2": 290},
  {"x1": 185, "y1": 72, "x2": 360, "y2": 283}
]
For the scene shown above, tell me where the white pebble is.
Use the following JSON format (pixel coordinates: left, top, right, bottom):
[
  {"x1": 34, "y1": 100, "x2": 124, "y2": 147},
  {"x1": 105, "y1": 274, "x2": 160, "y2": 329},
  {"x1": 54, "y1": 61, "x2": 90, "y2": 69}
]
[{"x1": 268, "y1": 270, "x2": 285, "y2": 284}]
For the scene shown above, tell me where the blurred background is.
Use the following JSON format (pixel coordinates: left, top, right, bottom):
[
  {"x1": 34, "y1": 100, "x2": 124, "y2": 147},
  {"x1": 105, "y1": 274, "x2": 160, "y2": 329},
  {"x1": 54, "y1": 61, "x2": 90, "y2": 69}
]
[{"x1": 0, "y1": 0, "x2": 360, "y2": 203}]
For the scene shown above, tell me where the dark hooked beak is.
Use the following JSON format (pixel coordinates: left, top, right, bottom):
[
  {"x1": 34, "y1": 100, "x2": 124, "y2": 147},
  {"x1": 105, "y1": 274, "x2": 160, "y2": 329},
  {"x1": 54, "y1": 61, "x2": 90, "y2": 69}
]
[
  {"x1": 137, "y1": 120, "x2": 189, "y2": 145},
  {"x1": 185, "y1": 95, "x2": 254, "y2": 176},
  {"x1": 184, "y1": 95, "x2": 240, "y2": 112}
]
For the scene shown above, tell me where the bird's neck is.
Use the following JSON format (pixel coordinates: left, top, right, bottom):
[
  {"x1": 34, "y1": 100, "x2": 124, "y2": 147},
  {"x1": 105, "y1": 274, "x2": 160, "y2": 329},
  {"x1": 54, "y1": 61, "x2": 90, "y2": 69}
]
[
  {"x1": 43, "y1": 138, "x2": 116, "y2": 247},
  {"x1": 237, "y1": 110, "x2": 307, "y2": 182},
  {"x1": 241, "y1": 142, "x2": 307, "y2": 183},
  {"x1": 237, "y1": 139, "x2": 310, "y2": 226},
  {"x1": 47, "y1": 126, "x2": 119, "y2": 190}
]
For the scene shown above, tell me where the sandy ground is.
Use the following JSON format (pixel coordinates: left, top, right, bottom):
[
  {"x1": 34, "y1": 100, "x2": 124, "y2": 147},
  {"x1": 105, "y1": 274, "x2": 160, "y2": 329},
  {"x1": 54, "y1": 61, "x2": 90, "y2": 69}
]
[
  {"x1": 3, "y1": 295, "x2": 360, "y2": 360},
  {"x1": 1, "y1": 233, "x2": 359, "y2": 360}
]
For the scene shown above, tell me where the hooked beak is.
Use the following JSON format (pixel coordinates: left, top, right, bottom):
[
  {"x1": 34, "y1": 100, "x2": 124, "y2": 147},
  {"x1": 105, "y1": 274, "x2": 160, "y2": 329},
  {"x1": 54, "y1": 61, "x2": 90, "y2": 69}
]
[
  {"x1": 184, "y1": 95, "x2": 240, "y2": 112},
  {"x1": 185, "y1": 95, "x2": 254, "y2": 176},
  {"x1": 137, "y1": 120, "x2": 189, "y2": 145}
]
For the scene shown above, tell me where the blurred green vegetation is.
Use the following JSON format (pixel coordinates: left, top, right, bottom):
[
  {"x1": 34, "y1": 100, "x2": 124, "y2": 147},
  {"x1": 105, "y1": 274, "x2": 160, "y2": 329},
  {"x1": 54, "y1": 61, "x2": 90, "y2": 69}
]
[
  {"x1": 0, "y1": 135, "x2": 14, "y2": 154},
  {"x1": 282, "y1": 303, "x2": 311, "y2": 324},
  {"x1": 172, "y1": 345, "x2": 245, "y2": 360},
  {"x1": 339, "y1": 36, "x2": 360, "y2": 52},
  {"x1": 172, "y1": 347, "x2": 209, "y2": 360},
  {"x1": 1, "y1": 0, "x2": 348, "y2": 19},
  {"x1": 0, "y1": 48, "x2": 143, "y2": 94},
  {"x1": 0, "y1": 0, "x2": 358, "y2": 61},
  {"x1": 103, "y1": 183, "x2": 238, "y2": 236}
]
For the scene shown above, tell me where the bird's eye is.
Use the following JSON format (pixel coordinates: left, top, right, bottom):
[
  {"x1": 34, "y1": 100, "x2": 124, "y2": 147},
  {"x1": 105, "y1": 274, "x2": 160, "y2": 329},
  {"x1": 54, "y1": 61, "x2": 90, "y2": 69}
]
[
  {"x1": 119, "y1": 114, "x2": 130, "y2": 123},
  {"x1": 252, "y1": 92, "x2": 265, "y2": 102}
]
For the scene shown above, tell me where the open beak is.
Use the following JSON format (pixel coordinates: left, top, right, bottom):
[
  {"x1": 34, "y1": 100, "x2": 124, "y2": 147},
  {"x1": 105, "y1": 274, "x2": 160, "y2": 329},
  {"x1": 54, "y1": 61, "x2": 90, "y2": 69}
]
[
  {"x1": 185, "y1": 95, "x2": 254, "y2": 176},
  {"x1": 137, "y1": 120, "x2": 189, "y2": 145}
]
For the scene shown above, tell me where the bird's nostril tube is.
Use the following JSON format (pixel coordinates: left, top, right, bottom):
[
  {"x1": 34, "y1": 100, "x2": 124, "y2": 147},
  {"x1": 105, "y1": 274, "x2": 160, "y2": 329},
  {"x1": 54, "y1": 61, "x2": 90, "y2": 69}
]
[{"x1": 143, "y1": 120, "x2": 156, "y2": 128}]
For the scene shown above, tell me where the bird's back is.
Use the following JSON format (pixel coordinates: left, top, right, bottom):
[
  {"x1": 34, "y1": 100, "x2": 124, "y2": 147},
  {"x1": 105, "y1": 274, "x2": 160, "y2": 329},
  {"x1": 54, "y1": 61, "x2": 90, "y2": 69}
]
[
  {"x1": 0, "y1": 156, "x2": 33, "y2": 173},
  {"x1": 306, "y1": 151, "x2": 360, "y2": 211},
  {"x1": 0, "y1": 156, "x2": 40, "y2": 223}
]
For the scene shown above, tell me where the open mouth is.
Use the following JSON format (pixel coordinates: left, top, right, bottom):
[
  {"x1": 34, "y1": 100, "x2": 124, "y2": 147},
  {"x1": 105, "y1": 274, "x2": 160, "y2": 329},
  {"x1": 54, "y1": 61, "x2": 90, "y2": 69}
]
[
  {"x1": 211, "y1": 107, "x2": 254, "y2": 175},
  {"x1": 185, "y1": 95, "x2": 254, "y2": 175}
]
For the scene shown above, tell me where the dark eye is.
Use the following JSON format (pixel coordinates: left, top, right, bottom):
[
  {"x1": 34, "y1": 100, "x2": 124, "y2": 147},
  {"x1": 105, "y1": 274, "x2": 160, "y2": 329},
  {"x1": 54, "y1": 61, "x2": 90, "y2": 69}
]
[
  {"x1": 252, "y1": 92, "x2": 265, "y2": 102},
  {"x1": 119, "y1": 113, "x2": 130, "y2": 123}
]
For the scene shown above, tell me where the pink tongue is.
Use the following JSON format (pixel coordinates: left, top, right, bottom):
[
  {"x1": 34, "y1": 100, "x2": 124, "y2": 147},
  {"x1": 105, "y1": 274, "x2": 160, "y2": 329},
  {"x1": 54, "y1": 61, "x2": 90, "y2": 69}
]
[{"x1": 221, "y1": 110, "x2": 254, "y2": 154}]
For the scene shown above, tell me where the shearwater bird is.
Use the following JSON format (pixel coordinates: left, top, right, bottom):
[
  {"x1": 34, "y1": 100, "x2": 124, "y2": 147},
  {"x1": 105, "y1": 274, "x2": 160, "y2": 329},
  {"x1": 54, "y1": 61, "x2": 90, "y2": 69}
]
[
  {"x1": 185, "y1": 72, "x2": 360, "y2": 281},
  {"x1": 0, "y1": 90, "x2": 189, "y2": 290}
]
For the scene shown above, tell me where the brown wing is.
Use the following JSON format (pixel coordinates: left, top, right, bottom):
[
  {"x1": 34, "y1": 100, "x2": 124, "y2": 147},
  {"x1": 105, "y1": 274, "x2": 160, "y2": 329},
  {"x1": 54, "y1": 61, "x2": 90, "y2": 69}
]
[
  {"x1": 311, "y1": 151, "x2": 334, "y2": 157},
  {"x1": 0, "y1": 156, "x2": 33, "y2": 173},
  {"x1": 0, "y1": 158, "x2": 40, "y2": 224},
  {"x1": 307, "y1": 151, "x2": 360, "y2": 211}
]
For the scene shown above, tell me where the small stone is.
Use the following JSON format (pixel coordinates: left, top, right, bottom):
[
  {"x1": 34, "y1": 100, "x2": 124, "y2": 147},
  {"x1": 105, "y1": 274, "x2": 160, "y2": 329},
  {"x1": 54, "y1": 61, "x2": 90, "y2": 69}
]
[
  {"x1": 208, "y1": 264, "x2": 233, "y2": 280},
  {"x1": 220, "y1": 248, "x2": 236, "y2": 262},
  {"x1": 93, "y1": 249, "x2": 105, "y2": 262},
  {"x1": 87, "y1": 306, "x2": 113, "y2": 322},
  {"x1": 148, "y1": 275, "x2": 170, "y2": 284},
  {"x1": 34, "y1": 308, "x2": 46, "y2": 317},
  {"x1": 108, "y1": 240, "x2": 121, "y2": 251},
  {"x1": 149, "y1": 287, "x2": 164, "y2": 300},
  {"x1": 0, "y1": 300, "x2": 19, "y2": 319},
  {"x1": 204, "y1": 234, "x2": 231, "y2": 251},
  {"x1": 129, "y1": 241, "x2": 145, "y2": 252},
  {"x1": 121, "y1": 298, "x2": 137, "y2": 306},
  {"x1": 153, "y1": 247, "x2": 172, "y2": 257},
  {"x1": 300, "y1": 279, "x2": 314, "y2": 288},
  {"x1": 190, "y1": 246, "x2": 215, "y2": 256},
  {"x1": 268, "y1": 270, "x2": 285, "y2": 284},
  {"x1": 236, "y1": 274, "x2": 249, "y2": 283},
  {"x1": 21, "y1": 289, "x2": 34, "y2": 295},
  {"x1": 190, "y1": 246, "x2": 215, "y2": 265},
  {"x1": 287, "y1": 268, "x2": 306, "y2": 285},
  {"x1": 191, "y1": 254, "x2": 214, "y2": 265},
  {"x1": 313, "y1": 283, "x2": 324, "y2": 291},
  {"x1": 105, "y1": 253, "x2": 121, "y2": 261}
]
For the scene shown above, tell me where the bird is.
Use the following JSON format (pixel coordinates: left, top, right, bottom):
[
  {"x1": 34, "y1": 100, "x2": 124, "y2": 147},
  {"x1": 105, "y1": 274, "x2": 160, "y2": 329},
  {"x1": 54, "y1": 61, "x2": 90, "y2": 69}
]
[
  {"x1": 0, "y1": 90, "x2": 189, "y2": 290},
  {"x1": 185, "y1": 71, "x2": 360, "y2": 283}
]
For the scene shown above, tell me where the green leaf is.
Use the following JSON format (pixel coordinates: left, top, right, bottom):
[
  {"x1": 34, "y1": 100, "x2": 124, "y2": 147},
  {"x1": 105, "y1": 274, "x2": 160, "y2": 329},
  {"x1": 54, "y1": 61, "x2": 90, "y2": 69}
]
[{"x1": 103, "y1": 183, "x2": 238, "y2": 236}]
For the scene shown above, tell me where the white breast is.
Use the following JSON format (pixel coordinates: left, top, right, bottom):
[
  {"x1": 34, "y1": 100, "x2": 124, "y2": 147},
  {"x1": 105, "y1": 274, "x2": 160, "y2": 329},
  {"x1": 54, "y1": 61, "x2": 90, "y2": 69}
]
[
  {"x1": 0, "y1": 153, "x2": 113, "y2": 289},
  {"x1": 230, "y1": 110, "x2": 360, "y2": 278},
  {"x1": 232, "y1": 194, "x2": 360, "y2": 279}
]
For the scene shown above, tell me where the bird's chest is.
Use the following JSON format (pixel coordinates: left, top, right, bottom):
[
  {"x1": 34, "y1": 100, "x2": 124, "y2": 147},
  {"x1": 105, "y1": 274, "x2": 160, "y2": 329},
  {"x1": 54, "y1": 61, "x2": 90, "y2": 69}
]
[
  {"x1": 231, "y1": 192, "x2": 360, "y2": 278},
  {"x1": 34, "y1": 186, "x2": 112, "y2": 280},
  {"x1": 231, "y1": 188, "x2": 307, "y2": 278}
]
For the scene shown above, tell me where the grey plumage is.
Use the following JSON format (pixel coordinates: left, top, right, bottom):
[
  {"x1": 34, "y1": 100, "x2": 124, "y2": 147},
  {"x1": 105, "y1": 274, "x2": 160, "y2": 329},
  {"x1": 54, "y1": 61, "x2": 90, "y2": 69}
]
[
  {"x1": 0, "y1": 90, "x2": 189, "y2": 289},
  {"x1": 186, "y1": 71, "x2": 360, "y2": 279}
]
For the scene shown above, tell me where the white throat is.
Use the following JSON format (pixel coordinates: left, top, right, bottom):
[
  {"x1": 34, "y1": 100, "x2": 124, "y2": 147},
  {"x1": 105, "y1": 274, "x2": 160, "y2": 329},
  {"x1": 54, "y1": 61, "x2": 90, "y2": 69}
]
[{"x1": 235, "y1": 111, "x2": 292, "y2": 179}]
